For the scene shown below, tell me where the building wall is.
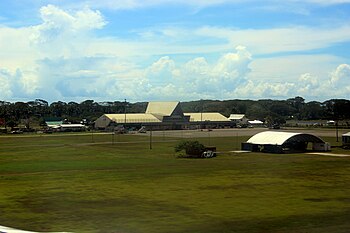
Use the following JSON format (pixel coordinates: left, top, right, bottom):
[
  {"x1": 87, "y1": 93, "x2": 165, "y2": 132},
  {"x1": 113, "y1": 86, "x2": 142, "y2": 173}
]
[{"x1": 95, "y1": 115, "x2": 112, "y2": 129}]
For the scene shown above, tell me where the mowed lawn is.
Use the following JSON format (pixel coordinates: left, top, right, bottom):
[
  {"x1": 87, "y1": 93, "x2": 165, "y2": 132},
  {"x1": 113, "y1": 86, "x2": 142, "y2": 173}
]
[{"x1": 1, "y1": 133, "x2": 350, "y2": 233}]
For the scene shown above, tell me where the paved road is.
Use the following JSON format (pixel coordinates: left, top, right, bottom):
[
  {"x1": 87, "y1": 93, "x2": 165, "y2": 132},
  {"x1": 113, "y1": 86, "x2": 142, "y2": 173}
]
[
  {"x1": 139, "y1": 127, "x2": 348, "y2": 138},
  {"x1": 0, "y1": 127, "x2": 347, "y2": 139}
]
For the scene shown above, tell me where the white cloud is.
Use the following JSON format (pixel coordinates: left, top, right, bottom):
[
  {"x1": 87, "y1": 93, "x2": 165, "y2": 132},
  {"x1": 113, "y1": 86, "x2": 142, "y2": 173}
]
[
  {"x1": 299, "y1": 73, "x2": 319, "y2": 86},
  {"x1": 0, "y1": 69, "x2": 12, "y2": 98},
  {"x1": 145, "y1": 46, "x2": 253, "y2": 98},
  {"x1": 233, "y1": 81, "x2": 296, "y2": 99},
  {"x1": 82, "y1": 0, "x2": 248, "y2": 10},
  {"x1": 300, "y1": 0, "x2": 350, "y2": 5},
  {"x1": 0, "y1": 5, "x2": 109, "y2": 100},
  {"x1": 195, "y1": 25, "x2": 350, "y2": 54},
  {"x1": 129, "y1": 23, "x2": 350, "y2": 57},
  {"x1": 213, "y1": 46, "x2": 251, "y2": 77},
  {"x1": 38, "y1": 4, "x2": 106, "y2": 32},
  {"x1": 72, "y1": 0, "x2": 350, "y2": 10},
  {"x1": 330, "y1": 64, "x2": 350, "y2": 86},
  {"x1": 147, "y1": 56, "x2": 175, "y2": 75},
  {"x1": 1, "y1": 3, "x2": 350, "y2": 102},
  {"x1": 248, "y1": 54, "x2": 343, "y2": 82},
  {"x1": 0, "y1": 68, "x2": 38, "y2": 99},
  {"x1": 296, "y1": 73, "x2": 320, "y2": 97},
  {"x1": 30, "y1": 4, "x2": 106, "y2": 58},
  {"x1": 77, "y1": 46, "x2": 254, "y2": 101},
  {"x1": 232, "y1": 63, "x2": 350, "y2": 101},
  {"x1": 184, "y1": 57, "x2": 209, "y2": 74},
  {"x1": 0, "y1": 26, "x2": 37, "y2": 72}
]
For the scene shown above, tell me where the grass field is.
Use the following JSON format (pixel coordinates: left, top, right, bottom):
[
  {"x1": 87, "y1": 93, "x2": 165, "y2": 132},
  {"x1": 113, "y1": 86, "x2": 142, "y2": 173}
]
[{"x1": 1, "y1": 131, "x2": 350, "y2": 233}]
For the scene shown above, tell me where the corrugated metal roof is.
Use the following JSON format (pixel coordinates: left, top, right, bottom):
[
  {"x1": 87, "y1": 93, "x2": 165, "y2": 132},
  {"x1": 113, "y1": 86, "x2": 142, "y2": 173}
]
[
  {"x1": 228, "y1": 114, "x2": 246, "y2": 120},
  {"x1": 184, "y1": 113, "x2": 230, "y2": 122},
  {"x1": 145, "y1": 102, "x2": 179, "y2": 116},
  {"x1": 247, "y1": 131, "x2": 324, "y2": 146},
  {"x1": 105, "y1": 114, "x2": 162, "y2": 123}
]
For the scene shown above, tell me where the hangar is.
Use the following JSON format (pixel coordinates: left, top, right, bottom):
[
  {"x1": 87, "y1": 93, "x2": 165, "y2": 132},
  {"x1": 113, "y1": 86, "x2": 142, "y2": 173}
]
[{"x1": 241, "y1": 131, "x2": 331, "y2": 153}]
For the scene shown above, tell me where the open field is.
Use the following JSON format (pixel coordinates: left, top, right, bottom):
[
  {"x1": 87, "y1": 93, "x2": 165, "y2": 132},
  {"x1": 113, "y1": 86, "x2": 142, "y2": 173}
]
[{"x1": 1, "y1": 129, "x2": 350, "y2": 233}]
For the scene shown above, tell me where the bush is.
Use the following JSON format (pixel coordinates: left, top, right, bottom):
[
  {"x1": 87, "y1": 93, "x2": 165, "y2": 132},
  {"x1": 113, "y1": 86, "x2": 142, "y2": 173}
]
[{"x1": 175, "y1": 140, "x2": 205, "y2": 158}]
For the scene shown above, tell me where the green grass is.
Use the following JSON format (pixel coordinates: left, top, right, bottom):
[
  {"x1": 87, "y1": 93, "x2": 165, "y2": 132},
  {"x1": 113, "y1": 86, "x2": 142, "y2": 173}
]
[{"x1": 1, "y1": 133, "x2": 350, "y2": 233}]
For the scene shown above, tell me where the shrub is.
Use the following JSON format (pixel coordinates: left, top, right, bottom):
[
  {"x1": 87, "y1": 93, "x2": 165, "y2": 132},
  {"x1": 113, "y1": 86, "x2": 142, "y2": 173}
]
[{"x1": 175, "y1": 140, "x2": 205, "y2": 158}]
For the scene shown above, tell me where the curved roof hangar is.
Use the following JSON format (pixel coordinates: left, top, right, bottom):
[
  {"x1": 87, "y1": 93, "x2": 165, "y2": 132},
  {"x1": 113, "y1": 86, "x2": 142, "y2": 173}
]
[{"x1": 247, "y1": 131, "x2": 324, "y2": 146}]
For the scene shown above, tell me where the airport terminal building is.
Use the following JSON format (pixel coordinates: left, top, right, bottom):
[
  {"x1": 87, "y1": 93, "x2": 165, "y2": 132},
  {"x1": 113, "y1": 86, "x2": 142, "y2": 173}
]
[{"x1": 94, "y1": 101, "x2": 231, "y2": 130}]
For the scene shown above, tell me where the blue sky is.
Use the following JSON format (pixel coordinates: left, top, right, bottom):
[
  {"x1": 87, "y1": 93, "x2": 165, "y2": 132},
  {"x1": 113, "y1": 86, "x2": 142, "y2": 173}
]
[{"x1": 1, "y1": 0, "x2": 350, "y2": 103}]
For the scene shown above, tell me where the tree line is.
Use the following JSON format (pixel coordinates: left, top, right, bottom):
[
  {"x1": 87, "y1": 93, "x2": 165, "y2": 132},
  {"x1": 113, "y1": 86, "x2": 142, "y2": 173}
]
[
  {"x1": 1, "y1": 97, "x2": 350, "y2": 129},
  {"x1": 181, "y1": 97, "x2": 350, "y2": 126}
]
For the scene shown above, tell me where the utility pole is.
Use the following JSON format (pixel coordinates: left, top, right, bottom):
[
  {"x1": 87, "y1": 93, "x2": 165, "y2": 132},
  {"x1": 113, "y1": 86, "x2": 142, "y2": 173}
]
[
  {"x1": 91, "y1": 122, "x2": 94, "y2": 143},
  {"x1": 150, "y1": 126, "x2": 153, "y2": 150},
  {"x1": 208, "y1": 128, "x2": 211, "y2": 146},
  {"x1": 124, "y1": 99, "x2": 127, "y2": 125},
  {"x1": 91, "y1": 128, "x2": 94, "y2": 143},
  {"x1": 200, "y1": 99, "x2": 203, "y2": 130},
  {"x1": 336, "y1": 120, "x2": 339, "y2": 142},
  {"x1": 112, "y1": 126, "x2": 115, "y2": 145}
]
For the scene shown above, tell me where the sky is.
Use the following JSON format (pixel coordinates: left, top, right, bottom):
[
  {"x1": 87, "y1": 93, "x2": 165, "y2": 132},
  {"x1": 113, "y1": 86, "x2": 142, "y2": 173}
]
[{"x1": 1, "y1": 0, "x2": 350, "y2": 103}]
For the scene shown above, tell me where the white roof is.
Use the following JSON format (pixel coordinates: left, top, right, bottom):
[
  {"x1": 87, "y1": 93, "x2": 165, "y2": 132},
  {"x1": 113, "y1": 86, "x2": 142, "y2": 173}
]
[
  {"x1": 248, "y1": 120, "x2": 264, "y2": 124},
  {"x1": 60, "y1": 124, "x2": 86, "y2": 128},
  {"x1": 145, "y1": 102, "x2": 179, "y2": 116},
  {"x1": 184, "y1": 112, "x2": 230, "y2": 122},
  {"x1": 247, "y1": 131, "x2": 324, "y2": 146},
  {"x1": 343, "y1": 132, "x2": 350, "y2": 136},
  {"x1": 228, "y1": 114, "x2": 246, "y2": 120},
  {"x1": 47, "y1": 125, "x2": 61, "y2": 129},
  {"x1": 105, "y1": 113, "x2": 162, "y2": 123}
]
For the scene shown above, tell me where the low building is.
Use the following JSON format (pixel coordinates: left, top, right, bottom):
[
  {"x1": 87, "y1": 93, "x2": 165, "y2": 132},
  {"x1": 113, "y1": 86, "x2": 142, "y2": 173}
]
[
  {"x1": 327, "y1": 120, "x2": 335, "y2": 126},
  {"x1": 248, "y1": 120, "x2": 264, "y2": 127},
  {"x1": 242, "y1": 131, "x2": 330, "y2": 153},
  {"x1": 94, "y1": 113, "x2": 162, "y2": 129},
  {"x1": 46, "y1": 121, "x2": 63, "y2": 128},
  {"x1": 228, "y1": 114, "x2": 248, "y2": 125},
  {"x1": 59, "y1": 124, "x2": 87, "y2": 132},
  {"x1": 342, "y1": 132, "x2": 350, "y2": 148},
  {"x1": 47, "y1": 123, "x2": 87, "y2": 132},
  {"x1": 184, "y1": 112, "x2": 231, "y2": 128}
]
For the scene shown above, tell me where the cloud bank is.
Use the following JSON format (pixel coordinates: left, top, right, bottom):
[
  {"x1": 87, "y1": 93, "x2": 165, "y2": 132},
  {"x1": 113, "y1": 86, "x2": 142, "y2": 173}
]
[{"x1": 0, "y1": 4, "x2": 349, "y2": 102}]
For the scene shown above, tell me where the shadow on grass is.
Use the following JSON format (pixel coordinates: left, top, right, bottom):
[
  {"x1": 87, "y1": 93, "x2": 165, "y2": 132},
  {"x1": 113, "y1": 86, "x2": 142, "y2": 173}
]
[{"x1": 178, "y1": 208, "x2": 350, "y2": 233}]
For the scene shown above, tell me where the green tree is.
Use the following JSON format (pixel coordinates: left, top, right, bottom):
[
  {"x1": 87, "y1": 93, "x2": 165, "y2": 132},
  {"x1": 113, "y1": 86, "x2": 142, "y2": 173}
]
[{"x1": 175, "y1": 141, "x2": 205, "y2": 158}]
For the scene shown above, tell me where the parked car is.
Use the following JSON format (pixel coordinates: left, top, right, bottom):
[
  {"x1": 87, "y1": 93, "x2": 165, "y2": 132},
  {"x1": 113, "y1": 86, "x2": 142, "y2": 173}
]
[{"x1": 11, "y1": 130, "x2": 23, "y2": 134}]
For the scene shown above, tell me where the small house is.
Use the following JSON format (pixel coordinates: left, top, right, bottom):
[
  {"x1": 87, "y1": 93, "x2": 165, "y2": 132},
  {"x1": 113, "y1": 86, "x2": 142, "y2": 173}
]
[
  {"x1": 228, "y1": 114, "x2": 248, "y2": 125},
  {"x1": 342, "y1": 132, "x2": 350, "y2": 148}
]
